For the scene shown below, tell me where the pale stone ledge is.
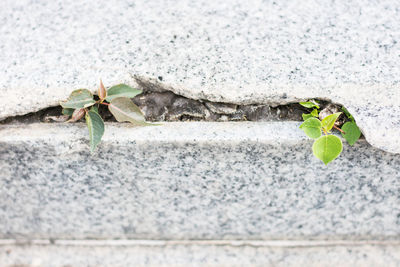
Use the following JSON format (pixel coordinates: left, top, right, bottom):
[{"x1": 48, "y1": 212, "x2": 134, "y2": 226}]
[{"x1": 1, "y1": 122, "x2": 399, "y2": 240}]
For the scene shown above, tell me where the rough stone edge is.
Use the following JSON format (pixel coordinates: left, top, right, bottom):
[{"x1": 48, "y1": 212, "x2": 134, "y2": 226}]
[
  {"x1": 0, "y1": 121, "x2": 373, "y2": 160},
  {"x1": 2, "y1": 73, "x2": 399, "y2": 153},
  {"x1": 132, "y1": 75, "x2": 400, "y2": 154},
  {"x1": 1, "y1": 239, "x2": 399, "y2": 267},
  {"x1": 0, "y1": 121, "x2": 327, "y2": 144},
  {"x1": 0, "y1": 73, "x2": 400, "y2": 154}
]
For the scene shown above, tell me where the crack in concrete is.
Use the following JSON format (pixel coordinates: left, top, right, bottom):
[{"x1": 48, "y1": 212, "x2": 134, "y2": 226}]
[
  {"x1": 133, "y1": 75, "x2": 311, "y2": 122},
  {"x1": 1, "y1": 80, "x2": 336, "y2": 124}
]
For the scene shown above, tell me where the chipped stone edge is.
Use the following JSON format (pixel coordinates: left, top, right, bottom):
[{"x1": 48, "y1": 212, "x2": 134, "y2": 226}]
[
  {"x1": 2, "y1": 74, "x2": 399, "y2": 154},
  {"x1": 132, "y1": 76, "x2": 400, "y2": 155}
]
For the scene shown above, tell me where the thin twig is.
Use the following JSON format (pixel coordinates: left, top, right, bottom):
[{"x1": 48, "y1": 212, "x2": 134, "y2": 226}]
[{"x1": 333, "y1": 125, "x2": 345, "y2": 134}]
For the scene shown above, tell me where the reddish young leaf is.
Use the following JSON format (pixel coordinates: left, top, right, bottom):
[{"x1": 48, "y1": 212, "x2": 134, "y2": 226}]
[
  {"x1": 68, "y1": 108, "x2": 85, "y2": 122},
  {"x1": 98, "y1": 80, "x2": 107, "y2": 101}
]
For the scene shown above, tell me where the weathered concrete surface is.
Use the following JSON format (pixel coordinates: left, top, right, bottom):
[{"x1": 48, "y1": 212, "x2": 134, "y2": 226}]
[
  {"x1": 1, "y1": 0, "x2": 400, "y2": 153},
  {"x1": 1, "y1": 240, "x2": 400, "y2": 267},
  {"x1": 0, "y1": 122, "x2": 399, "y2": 240}
]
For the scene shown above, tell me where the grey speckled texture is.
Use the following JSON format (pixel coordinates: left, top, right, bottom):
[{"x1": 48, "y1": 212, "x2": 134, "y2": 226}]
[
  {"x1": 1, "y1": 241, "x2": 400, "y2": 267},
  {"x1": 1, "y1": 0, "x2": 400, "y2": 153},
  {"x1": 0, "y1": 122, "x2": 399, "y2": 240}
]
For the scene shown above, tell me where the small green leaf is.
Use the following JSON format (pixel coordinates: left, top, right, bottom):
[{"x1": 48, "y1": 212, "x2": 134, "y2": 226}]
[
  {"x1": 90, "y1": 105, "x2": 99, "y2": 114},
  {"x1": 105, "y1": 84, "x2": 142, "y2": 102},
  {"x1": 341, "y1": 122, "x2": 361, "y2": 146},
  {"x1": 321, "y1": 112, "x2": 341, "y2": 132},
  {"x1": 302, "y1": 113, "x2": 313, "y2": 121},
  {"x1": 341, "y1": 107, "x2": 354, "y2": 122},
  {"x1": 300, "y1": 101, "x2": 319, "y2": 109},
  {"x1": 61, "y1": 89, "x2": 96, "y2": 109},
  {"x1": 312, "y1": 135, "x2": 343, "y2": 165},
  {"x1": 302, "y1": 109, "x2": 319, "y2": 121},
  {"x1": 62, "y1": 108, "x2": 74, "y2": 116},
  {"x1": 299, "y1": 118, "x2": 322, "y2": 139},
  {"x1": 108, "y1": 97, "x2": 147, "y2": 125},
  {"x1": 85, "y1": 111, "x2": 105, "y2": 152},
  {"x1": 311, "y1": 109, "x2": 319, "y2": 117}
]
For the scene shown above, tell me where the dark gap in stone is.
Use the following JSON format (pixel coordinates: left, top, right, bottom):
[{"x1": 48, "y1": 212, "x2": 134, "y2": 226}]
[{"x1": 1, "y1": 91, "x2": 335, "y2": 124}]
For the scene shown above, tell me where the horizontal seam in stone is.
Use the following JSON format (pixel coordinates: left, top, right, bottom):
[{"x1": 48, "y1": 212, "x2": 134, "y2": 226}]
[{"x1": 1, "y1": 239, "x2": 399, "y2": 248}]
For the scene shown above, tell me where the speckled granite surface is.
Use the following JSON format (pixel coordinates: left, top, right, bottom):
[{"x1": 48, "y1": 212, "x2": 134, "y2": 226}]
[
  {"x1": 1, "y1": 241, "x2": 400, "y2": 267},
  {"x1": 0, "y1": 0, "x2": 400, "y2": 153},
  {"x1": 0, "y1": 122, "x2": 399, "y2": 240}
]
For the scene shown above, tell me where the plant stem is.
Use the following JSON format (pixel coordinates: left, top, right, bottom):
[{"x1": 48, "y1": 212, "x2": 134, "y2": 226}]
[
  {"x1": 333, "y1": 125, "x2": 345, "y2": 134},
  {"x1": 100, "y1": 102, "x2": 110, "y2": 106}
]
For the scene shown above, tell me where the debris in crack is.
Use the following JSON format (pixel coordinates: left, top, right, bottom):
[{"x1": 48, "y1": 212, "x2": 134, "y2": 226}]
[
  {"x1": 1, "y1": 89, "x2": 335, "y2": 124},
  {"x1": 204, "y1": 102, "x2": 237, "y2": 115},
  {"x1": 318, "y1": 103, "x2": 346, "y2": 127},
  {"x1": 0, "y1": 106, "x2": 66, "y2": 124},
  {"x1": 132, "y1": 91, "x2": 209, "y2": 121}
]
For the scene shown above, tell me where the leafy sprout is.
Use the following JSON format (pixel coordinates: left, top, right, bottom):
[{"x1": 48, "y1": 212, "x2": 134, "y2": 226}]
[
  {"x1": 299, "y1": 100, "x2": 361, "y2": 164},
  {"x1": 61, "y1": 81, "x2": 149, "y2": 152},
  {"x1": 300, "y1": 101, "x2": 320, "y2": 121}
]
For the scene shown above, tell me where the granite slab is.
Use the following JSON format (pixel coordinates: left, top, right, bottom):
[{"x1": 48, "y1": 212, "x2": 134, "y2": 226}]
[
  {"x1": 0, "y1": 0, "x2": 400, "y2": 153},
  {"x1": 0, "y1": 122, "x2": 399, "y2": 240},
  {"x1": 1, "y1": 240, "x2": 400, "y2": 267}
]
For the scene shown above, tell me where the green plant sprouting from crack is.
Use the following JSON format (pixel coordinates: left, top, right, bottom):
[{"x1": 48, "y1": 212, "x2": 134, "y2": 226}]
[
  {"x1": 61, "y1": 84, "x2": 361, "y2": 160},
  {"x1": 61, "y1": 81, "x2": 149, "y2": 152},
  {"x1": 299, "y1": 100, "x2": 361, "y2": 165}
]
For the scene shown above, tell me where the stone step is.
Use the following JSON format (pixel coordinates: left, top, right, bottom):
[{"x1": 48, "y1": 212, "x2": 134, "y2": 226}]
[
  {"x1": 1, "y1": 0, "x2": 400, "y2": 153},
  {"x1": 1, "y1": 239, "x2": 400, "y2": 267},
  {"x1": 1, "y1": 0, "x2": 399, "y2": 265},
  {"x1": 1, "y1": 122, "x2": 399, "y2": 240}
]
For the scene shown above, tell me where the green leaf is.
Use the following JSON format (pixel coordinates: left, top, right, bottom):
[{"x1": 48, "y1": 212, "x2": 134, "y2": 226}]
[
  {"x1": 108, "y1": 97, "x2": 147, "y2": 125},
  {"x1": 90, "y1": 105, "x2": 99, "y2": 114},
  {"x1": 61, "y1": 89, "x2": 96, "y2": 109},
  {"x1": 299, "y1": 118, "x2": 322, "y2": 139},
  {"x1": 300, "y1": 101, "x2": 319, "y2": 109},
  {"x1": 312, "y1": 135, "x2": 343, "y2": 165},
  {"x1": 311, "y1": 109, "x2": 319, "y2": 117},
  {"x1": 341, "y1": 107, "x2": 354, "y2": 122},
  {"x1": 85, "y1": 111, "x2": 105, "y2": 152},
  {"x1": 105, "y1": 84, "x2": 142, "y2": 102},
  {"x1": 302, "y1": 113, "x2": 313, "y2": 121},
  {"x1": 321, "y1": 112, "x2": 341, "y2": 132},
  {"x1": 62, "y1": 108, "x2": 74, "y2": 116},
  {"x1": 302, "y1": 109, "x2": 319, "y2": 121},
  {"x1": 341, "y1": 122, "x2": 361, "y2": 146}
]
